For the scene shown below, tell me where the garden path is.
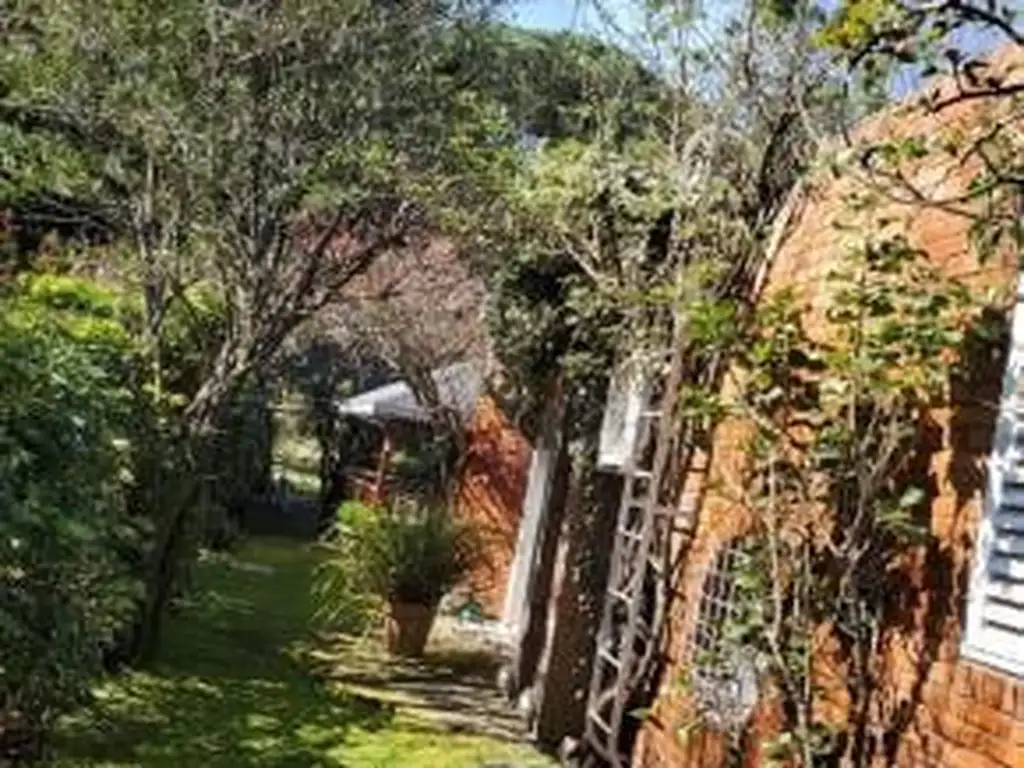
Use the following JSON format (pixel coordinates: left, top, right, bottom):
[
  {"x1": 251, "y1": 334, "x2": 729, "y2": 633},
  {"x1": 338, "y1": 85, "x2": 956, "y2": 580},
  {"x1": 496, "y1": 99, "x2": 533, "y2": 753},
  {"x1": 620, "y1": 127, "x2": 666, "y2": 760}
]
[{"x1": 311, "y1": 618, "x2": 524, "y2": 742}]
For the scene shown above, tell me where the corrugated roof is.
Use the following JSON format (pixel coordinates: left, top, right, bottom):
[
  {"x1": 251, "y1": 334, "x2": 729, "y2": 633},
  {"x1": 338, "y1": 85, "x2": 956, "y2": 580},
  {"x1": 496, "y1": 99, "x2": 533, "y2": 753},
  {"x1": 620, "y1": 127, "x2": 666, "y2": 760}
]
[{"x1": 336, "y1": 361, "x2": 482, "y2": 425}]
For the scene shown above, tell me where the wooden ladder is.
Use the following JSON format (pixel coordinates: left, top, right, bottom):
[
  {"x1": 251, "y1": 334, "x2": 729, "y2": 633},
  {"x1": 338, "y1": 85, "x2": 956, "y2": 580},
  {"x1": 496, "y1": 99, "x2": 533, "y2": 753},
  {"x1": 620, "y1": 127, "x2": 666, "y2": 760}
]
[{"x1": 583, "y1": 314, "x2": 691, "y2": 767}]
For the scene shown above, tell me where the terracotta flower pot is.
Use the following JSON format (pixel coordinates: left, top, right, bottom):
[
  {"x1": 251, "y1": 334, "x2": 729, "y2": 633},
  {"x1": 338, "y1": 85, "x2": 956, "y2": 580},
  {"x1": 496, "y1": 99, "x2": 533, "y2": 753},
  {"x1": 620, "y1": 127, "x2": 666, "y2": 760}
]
[{"x1": 384, "y1": 600, "x2": 438, "y2": 656}]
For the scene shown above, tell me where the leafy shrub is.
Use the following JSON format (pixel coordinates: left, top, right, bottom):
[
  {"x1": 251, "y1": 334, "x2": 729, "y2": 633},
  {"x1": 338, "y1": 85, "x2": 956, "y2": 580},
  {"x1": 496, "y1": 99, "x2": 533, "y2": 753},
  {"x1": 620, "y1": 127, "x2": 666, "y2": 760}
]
[
  {"x1": 0, "y1": 307, "x2": 144, "y2": 758},
  {"x1": 370, "y1": 498, "x2": 479, "y2": 605},
  {"x1": 313, "y1": 499, "x2": 479, "y2": 631},
  {"x1": 312, "y1": 502, "x2": 385, "y2": 633}
]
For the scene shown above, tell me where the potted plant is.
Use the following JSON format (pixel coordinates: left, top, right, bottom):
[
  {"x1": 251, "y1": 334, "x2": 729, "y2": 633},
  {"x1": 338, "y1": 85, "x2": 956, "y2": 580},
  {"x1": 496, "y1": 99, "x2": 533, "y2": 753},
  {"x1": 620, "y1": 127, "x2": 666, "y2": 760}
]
[{"x1": 318, "y1": 498, "x2": 477, "y2": 656}]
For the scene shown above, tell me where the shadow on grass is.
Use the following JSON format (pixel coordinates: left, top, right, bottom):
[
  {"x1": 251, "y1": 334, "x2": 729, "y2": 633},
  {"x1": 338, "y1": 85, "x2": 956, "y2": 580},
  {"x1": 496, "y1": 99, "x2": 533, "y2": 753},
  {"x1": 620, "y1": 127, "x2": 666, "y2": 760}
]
[
  {"x1": 54, "y1": 668, "x2": 394, "y2": 767},
  {"x1": 52, "y1": 539, "x2": 551, "y2": 768},
  {"x1": 51, "y1": 540, "x2": 393, "y2": 767},
  {"x1": 307, "y1": 627, "x2": 527, "y2": 746}
]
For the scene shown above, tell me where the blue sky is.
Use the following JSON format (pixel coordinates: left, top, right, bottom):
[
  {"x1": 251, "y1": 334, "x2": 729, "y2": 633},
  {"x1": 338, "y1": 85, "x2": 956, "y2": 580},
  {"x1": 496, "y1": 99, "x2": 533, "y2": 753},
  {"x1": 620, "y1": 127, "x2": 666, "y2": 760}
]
[
  {"x1": 508, "y1": 0, "x2": 583, "y2": 31},
  {"x1": 505, "y1": 1, "x2": 745, "y2": 49},
  {"x1": 506, "y1": 0, "x2": 638, "y2": 35},
  {"x1": 503, "y1": 0, "x2": 1014, "y2": 99}
]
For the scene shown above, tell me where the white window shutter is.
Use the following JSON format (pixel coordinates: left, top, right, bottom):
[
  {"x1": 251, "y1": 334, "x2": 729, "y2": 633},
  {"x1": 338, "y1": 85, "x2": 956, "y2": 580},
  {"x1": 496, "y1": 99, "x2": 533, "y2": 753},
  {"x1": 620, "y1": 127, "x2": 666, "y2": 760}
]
[
  {"x1": 963, "y1": 274, "x2": 1024, "y2": 678},
  {"x1": 598, "y1": 355, "x2": 650, "y2": 473}
]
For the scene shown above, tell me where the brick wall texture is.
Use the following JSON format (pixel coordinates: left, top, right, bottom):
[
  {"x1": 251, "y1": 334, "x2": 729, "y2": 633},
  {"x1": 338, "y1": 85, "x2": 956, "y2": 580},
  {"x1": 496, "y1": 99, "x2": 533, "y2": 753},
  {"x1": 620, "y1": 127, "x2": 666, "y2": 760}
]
[
  {"x1": 454, "y1": 395, "x2": 530, "y2": 617},
  {"x1": 633, "y1": 50, "x2": 1024, "y2": 768}
]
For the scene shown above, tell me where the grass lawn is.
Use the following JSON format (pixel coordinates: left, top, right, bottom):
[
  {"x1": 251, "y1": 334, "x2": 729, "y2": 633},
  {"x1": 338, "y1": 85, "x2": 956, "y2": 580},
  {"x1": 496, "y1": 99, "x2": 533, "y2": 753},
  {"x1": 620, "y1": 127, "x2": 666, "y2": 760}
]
[{"x1": 50, "y1": 538, "x2": 551, "y2": 768}]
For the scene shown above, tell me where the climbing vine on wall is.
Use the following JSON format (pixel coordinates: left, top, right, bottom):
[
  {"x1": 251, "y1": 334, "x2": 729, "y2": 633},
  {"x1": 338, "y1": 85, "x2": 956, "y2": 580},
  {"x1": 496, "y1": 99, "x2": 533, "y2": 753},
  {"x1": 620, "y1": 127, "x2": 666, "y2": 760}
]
[{"x1": 676, "y1": 230, "x2": 985, "y2": 766}]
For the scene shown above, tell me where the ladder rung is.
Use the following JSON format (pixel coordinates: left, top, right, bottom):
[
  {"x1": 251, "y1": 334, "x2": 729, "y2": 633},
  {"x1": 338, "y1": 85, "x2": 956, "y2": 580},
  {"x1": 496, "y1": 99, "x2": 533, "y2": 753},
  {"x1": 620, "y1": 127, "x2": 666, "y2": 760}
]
[
  {"x1": 654, "y1": 505, "x2": 691, "y2": 518},
  {"x1": 618, "y1": 527, "x2": 644, "y2": 542},
  {"x1": 640, "y1": 409, "x2": 663, "y2": 418},
  {"x1": 631, "y1": 470, "x2": 653, "y2": 480},
  {"x1": 608, "y1": 588, "x2": 632, "y2": 603},
  {"x1": 599, "y1": 647, "x2": 622, "y2": 668},
  {"x1": 668, "y1": 517, "x2": 694, "y2": 534}
]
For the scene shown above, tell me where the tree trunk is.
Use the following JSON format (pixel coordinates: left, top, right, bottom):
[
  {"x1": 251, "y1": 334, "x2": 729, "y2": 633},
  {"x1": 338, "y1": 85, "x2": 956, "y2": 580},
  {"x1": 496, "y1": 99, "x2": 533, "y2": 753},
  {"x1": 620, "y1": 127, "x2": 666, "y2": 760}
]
[
  {"x1": 0, "y1": 711, "x2": 45, "y2": 766},
  {"x1": 128, "y1": 487, "x2": 193, "y2": 660},
  {"x1": 128, "y1": 352, "x2": 245, "y2": 660}
]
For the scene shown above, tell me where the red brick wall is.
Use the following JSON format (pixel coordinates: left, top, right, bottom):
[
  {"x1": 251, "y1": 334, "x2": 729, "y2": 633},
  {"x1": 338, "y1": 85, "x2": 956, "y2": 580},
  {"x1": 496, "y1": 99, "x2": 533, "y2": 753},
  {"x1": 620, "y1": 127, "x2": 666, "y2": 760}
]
[
  {"x1": 634, "y1": 52, "x2": 1024, "y2": 768},
  {"x1": 455, "y1": 395, "x2": 530, "y2": 617}
]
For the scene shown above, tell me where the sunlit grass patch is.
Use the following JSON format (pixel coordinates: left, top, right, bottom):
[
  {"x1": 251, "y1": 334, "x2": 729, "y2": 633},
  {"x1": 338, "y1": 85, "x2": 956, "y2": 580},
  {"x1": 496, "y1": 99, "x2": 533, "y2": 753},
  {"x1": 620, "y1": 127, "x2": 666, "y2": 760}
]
[{"x1": 51, "y1": 538, "x2": 551, "y2": 767}]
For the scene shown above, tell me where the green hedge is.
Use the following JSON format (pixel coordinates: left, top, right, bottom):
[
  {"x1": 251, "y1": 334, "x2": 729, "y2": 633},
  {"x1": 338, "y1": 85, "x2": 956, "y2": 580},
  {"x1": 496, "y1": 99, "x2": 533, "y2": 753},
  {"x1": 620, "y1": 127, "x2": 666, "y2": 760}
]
[{"x1": 0, "y1": 278, "x2": 144, "y2": 759}]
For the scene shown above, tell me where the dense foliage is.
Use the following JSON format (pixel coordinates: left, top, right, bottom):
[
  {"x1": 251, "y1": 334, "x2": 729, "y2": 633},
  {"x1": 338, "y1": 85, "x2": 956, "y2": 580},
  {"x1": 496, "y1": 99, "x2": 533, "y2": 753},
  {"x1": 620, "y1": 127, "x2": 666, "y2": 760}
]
[
  {"x1": 479, "y1": 0, "x2": 822, "y2": 439},
  {"x1": 442, "y1": 23, "x2": 667, "y2": 141},
  {"x1": 1, "y1": 0, "x2": 515, "y2": 673},
  {"x1": 0, "y1": 277, "x2": 145, "y2": 758}
]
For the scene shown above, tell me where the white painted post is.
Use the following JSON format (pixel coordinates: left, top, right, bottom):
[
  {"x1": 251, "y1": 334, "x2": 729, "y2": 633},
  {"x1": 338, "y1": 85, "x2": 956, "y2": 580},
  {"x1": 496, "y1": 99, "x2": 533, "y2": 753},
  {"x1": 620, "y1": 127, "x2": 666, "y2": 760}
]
[
  {"x1": 502, "y1": 443, "x2": 556, "y2": 630},
  {"x1": 502, "y1": 380, "x2": 565, "y2": 634}
]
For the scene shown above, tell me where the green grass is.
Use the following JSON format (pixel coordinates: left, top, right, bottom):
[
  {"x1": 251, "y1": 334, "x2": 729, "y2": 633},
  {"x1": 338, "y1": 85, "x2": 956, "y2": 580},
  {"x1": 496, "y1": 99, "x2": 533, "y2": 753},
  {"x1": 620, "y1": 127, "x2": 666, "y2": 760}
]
[
  {"x1": 274, "y1": 434, "x2": 322, "y2": 497},
  {"x1": 51, "y1": 538, "x2": 550, "y2": 768},
  {"x1": 275, "y1": 465, "x2": 321, "y2": 497},
  {"x1": 273, "y1": 417, "x2": 323, "y2": 497}
]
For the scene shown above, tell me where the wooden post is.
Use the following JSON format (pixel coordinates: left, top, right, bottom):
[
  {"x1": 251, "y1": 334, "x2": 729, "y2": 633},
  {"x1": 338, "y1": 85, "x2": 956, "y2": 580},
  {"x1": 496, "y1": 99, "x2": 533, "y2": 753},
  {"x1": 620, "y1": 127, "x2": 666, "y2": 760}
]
[
  {"x1": 533, "y1": 463, "x2": 621, "y2": 748},
  {"x1": 502, "y1": 376, "x2": 566, "y2": 633},
  {"x1": 499, "y1": 375, "x2": 575, "y2": 732},
  {"x1": 372, "y1": 424, "x2": 393, "y2": 505}
]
